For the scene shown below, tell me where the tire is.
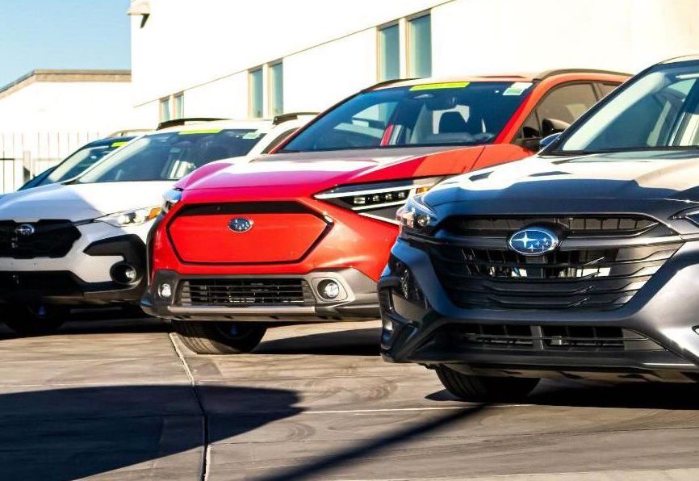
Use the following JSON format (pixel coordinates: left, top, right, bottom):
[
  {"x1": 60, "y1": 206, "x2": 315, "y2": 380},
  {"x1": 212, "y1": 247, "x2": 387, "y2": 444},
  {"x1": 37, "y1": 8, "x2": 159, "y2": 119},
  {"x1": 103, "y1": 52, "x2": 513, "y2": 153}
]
[
  {"x1": 436, "y1": 365, "x2": 539, "y2": 403},
  {"x1": 172, "y1": 321, "x2": 267, "y2": 354},
  {"x1": 3, "y1": 304, "x2": 67, "y2": 336}
]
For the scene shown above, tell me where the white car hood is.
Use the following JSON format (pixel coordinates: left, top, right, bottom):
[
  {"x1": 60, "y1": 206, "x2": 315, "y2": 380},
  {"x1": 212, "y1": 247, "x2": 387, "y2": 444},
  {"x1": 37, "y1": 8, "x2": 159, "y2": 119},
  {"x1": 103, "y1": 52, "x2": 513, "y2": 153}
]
[{"x1": 0, "y1": 181, "x2": 173, "y2": 222}]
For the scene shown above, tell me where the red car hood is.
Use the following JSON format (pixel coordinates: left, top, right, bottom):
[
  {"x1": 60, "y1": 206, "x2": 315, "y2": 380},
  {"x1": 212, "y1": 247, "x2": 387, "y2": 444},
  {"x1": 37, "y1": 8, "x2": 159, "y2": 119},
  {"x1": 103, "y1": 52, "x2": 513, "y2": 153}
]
[{"x1": 178, "y1": 146, "x2": 486, "y2": 201}]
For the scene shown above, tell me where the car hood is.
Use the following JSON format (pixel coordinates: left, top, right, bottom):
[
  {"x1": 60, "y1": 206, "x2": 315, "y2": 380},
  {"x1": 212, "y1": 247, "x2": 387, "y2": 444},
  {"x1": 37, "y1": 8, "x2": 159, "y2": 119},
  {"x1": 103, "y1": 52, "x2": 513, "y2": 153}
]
[
  {"x1": 0, "y1": 181, "x2": 173, "y2": 222},
  {"x1": 178, "y1": 146, "x2": 485, "y2": 199},
  {"x1": 425, "y1": 150, "x2": 699, "y2": 225}
]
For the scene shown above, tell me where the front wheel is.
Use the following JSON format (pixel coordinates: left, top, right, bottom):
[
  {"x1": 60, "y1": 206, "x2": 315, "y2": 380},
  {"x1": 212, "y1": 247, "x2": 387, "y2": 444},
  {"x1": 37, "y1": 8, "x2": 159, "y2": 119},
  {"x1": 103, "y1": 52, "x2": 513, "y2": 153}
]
[
  {"x1": 436, "y1": 365, "x2": 539, "y2": 403},
  {"x1": 3, "y1": 304, "x2": 67, "y2": 336},
  {"x1": 172, "y1": 321, "x2": 267, "y2": 354}
]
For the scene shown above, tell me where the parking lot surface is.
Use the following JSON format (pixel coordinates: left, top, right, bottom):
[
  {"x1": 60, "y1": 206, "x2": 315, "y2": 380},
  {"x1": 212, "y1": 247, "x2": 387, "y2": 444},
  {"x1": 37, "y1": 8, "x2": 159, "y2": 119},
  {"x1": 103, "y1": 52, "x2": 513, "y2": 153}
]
[{"x1": 1, "y1": 318, "x2": 699, "y2": 481}]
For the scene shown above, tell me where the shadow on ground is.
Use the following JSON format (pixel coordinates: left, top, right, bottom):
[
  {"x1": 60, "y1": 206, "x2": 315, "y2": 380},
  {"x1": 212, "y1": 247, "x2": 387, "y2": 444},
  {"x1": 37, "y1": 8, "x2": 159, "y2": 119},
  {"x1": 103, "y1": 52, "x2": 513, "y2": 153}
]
[
  {"x1": 0, "y1": 385, "x2": 301, "y2": 481},
  {"x1": 257, "y1": 327, "x2": 381, "y2": 356},
  {"x1": 428, "y1": 380, "x2": 699, "y2": 410},
  {"x1": 250, "y1": 404, "x2": 484, "y2": 481}
]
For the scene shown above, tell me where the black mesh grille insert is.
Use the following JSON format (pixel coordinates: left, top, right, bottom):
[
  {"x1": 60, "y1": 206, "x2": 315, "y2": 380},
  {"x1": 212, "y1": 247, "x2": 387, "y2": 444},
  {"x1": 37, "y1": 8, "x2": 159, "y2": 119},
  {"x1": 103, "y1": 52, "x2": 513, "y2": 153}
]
[
  {"x1": 0, "y1": 220, "x2": 81, "y2": 259},
  {"x1": 438, "y1": 324, "x2": 664, "y2": 353},
  {"x1": 178, "y1": 278, "x2": 314, "y2": 307}
]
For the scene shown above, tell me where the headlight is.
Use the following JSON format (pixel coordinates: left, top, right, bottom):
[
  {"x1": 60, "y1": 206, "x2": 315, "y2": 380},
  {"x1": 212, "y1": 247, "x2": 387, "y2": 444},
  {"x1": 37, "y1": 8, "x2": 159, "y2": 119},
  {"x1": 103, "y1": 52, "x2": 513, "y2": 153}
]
[
  {"x1": 397, "y1": 194, "x2": 437, "y2": 235},
  {"x1": 97, "y1": 207, "x2": 161, "y2": 227},
  {"x1": 162, "y1": 188, "x2": 183, "y2": 213},
  {"x1": 314, "y1": 177, "x2": 441, "y2": 224}
]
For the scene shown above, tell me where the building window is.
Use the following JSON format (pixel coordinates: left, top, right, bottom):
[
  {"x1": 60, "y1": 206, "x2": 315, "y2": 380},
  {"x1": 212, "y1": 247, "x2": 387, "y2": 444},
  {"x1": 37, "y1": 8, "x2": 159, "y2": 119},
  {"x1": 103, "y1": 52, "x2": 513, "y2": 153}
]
[
  {"x1": 269, "y1": 62, "x2": 284, "y2": 117},
  {"x1": 408, "y1": 14, "x2": 432, "y2": 78},
  {"x1": 159, "y1": 97, "x2": 171, "y2": 122},
  {"x1": 249, "y1": 68, "x2": 264, "y2": 118},
  {"x1": 378, "y1": 23, "x2": 400, "y2": 81},
  {"x1": 174, "y1": 92, "x2": 184, "y2": 119}
]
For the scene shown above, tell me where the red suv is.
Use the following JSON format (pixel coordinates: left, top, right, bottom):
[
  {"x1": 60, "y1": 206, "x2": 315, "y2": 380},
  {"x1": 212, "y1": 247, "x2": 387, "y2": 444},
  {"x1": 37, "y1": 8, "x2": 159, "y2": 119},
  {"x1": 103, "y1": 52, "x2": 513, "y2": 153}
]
[{"x1": 142, "y1": 70, "x2": 628, "y2": 354}]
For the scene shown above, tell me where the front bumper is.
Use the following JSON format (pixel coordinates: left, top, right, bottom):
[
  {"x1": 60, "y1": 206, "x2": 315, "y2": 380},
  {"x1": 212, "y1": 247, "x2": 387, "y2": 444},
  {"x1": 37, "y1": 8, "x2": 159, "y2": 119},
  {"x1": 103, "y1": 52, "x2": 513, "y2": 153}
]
[
  {"x1": 379, "y1": 239, "x2": 699, "y2": 382},
  {"x1": 141, "y1": 268, "x2": 380, "y2": 322},
  {"x1": 0, "y1": 226, "x2": 147, "y2": 306}
]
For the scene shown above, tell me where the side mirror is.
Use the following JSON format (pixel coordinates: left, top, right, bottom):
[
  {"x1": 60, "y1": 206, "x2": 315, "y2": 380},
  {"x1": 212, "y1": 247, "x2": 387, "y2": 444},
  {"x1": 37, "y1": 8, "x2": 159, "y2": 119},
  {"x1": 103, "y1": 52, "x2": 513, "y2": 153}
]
[
  {"x1": 539, "y1": 133, "x2": 561, "y2": 151},
  {"x1": 521, "y1": 137, "x2": 542, "y2": 152}
]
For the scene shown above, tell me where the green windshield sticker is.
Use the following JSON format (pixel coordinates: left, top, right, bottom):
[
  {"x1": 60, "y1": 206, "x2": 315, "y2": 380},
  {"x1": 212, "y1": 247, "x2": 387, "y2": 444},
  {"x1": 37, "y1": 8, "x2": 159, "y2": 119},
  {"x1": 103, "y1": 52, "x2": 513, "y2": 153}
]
[
  {"x1": 178, "y1": 129, "x2": 223, "y2": 135},
  {"x1": 110, "y1": 141, "x2": 128, "y2": 148},
  {"x1": 242, "y1": 132, "x2": 263, "y2": 140},
  {"x1": 503, "y1": 82, "x2": 533, "y2": 96},
  {"x1": 410, "y1": 81, "x2": 470, "y2": 91}
]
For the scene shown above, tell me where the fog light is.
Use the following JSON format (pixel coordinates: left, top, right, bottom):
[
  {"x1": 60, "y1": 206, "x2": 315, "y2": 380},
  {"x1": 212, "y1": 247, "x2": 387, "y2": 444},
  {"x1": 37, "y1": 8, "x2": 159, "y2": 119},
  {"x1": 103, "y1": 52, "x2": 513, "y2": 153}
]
[
  {"x1": 111, "y1": 263, "x2": 139, "y2": 285},
  {"x1": 159, "y1": 283, "x2": 173, "y2": 299},
  {"x1": 318, "y1": 280, "x2": 340, "y2": 300}
]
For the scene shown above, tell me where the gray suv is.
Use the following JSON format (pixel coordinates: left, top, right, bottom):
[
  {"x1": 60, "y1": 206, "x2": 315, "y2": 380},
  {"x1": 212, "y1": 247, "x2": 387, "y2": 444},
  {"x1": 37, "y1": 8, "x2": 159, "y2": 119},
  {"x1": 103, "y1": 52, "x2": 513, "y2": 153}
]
[{"x1": 379, "y1": 56, "x2": 699, "y2": 402}]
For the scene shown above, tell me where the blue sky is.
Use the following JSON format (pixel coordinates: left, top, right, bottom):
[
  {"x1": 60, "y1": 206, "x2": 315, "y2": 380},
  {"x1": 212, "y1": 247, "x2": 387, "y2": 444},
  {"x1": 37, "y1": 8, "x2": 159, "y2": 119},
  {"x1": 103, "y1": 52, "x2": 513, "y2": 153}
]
[{"x1": 0, "y1": 0, "x2": 131, "y2": 87}]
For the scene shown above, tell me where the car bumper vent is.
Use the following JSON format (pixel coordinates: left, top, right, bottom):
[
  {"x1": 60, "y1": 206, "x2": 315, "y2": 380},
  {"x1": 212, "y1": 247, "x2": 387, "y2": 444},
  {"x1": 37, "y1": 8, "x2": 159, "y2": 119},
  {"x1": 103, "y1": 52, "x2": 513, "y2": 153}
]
[
  {"x1": 440, "y1": 324, "x2": 664, "y2": 353},
  {"x1": 177, "y1": 278, "x2": 315, "y2": 307}
]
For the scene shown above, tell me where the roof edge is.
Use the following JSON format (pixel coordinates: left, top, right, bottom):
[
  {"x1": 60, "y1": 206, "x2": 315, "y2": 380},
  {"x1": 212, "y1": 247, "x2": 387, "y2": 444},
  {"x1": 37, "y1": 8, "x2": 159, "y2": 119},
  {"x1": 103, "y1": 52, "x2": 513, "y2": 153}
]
[{"x1": 0, "y1": 69, "x2": 131, "y2": 99}]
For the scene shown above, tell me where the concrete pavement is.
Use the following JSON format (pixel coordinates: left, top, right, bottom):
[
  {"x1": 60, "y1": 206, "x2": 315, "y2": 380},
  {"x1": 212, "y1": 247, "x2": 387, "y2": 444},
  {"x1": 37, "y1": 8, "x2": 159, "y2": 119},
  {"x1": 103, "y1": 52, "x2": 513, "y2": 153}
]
[{"x1": 0, "y1": 319, "x2": 698, "y2": 480}]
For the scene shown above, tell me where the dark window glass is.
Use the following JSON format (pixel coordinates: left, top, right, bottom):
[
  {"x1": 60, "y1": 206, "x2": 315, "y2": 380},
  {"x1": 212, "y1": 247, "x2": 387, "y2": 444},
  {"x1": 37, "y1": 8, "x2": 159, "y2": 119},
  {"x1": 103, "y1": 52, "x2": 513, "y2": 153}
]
[
  {"x1": 598, "y1": 83, "x2": 620, "y2": 98},
  {"x1": 521, "y1": 83, "x2": 598, "y2": 139},
  {"x1": 559, "y1": 64, "x2": 699, "y2": 153},
  {"x1": 78, "y1": 129, "x2": 265, "y2": 183},
  {"x1": 282, "y1": 82, "x2": 533, "y2": 153},
  {"x1": 379, "y1": 24, "x2": 400, "y2": 81},
  {"x1": 409, "y1": 15, "x2": 432, "y2": 78}
]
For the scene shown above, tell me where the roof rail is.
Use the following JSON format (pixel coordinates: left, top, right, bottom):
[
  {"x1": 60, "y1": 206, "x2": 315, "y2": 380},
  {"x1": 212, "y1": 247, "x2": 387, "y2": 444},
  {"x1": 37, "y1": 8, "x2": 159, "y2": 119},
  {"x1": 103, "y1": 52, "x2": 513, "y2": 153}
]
[
  {"x1": 361, "y1": 77, "x2": 418, "y2": 92},
  {"x1": 273, "y1": 112, "x2": 318, "y2": 124},
  {"x1": 535, "y1": 68, "x2": 632, "y2": 80},
  {"x1": 156, "y1": 117, "x2": 229, "y2": 130}
]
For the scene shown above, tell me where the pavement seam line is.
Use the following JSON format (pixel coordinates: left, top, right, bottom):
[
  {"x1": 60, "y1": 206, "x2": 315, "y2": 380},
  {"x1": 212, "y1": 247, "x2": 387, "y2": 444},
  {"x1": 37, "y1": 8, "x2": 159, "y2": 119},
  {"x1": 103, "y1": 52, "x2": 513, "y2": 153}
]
[{"x1": 169, "y1": 332, "x2": 210, "y2": 481}]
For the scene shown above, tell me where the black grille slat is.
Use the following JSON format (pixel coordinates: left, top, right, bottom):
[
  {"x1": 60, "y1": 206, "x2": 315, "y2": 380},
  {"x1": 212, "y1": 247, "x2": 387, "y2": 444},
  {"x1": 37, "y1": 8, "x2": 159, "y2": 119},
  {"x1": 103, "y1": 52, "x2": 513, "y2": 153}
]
[
  {"x1": 178, "y1": 279, "x2": 314, "y2": 307},
  {"x1": 0, "y1": 220, "x2": 80, "y2": 259},
  {"x1": 426, "y1": 215, "x2": 681, "y2": 311},
  {"x1": 443, "y1": 215, "x2": 668, "y2": 238},
  {"x1": 441, "y1": 324, "x2": 663, "y2": 352}
]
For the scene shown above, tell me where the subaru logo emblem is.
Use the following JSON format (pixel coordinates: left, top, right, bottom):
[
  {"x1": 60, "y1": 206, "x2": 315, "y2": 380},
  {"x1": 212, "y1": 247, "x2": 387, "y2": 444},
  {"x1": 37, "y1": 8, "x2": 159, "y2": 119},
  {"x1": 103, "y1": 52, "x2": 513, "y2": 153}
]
[
  {"x1": 228, "y1": 217, "x2": 254, "y2": 233},
  {"x1": 14, "y1": 224, "x2": 35, "y2": 237},
  {"x1": 508, "y1": 227, "x2": 559, "y2": 256}
]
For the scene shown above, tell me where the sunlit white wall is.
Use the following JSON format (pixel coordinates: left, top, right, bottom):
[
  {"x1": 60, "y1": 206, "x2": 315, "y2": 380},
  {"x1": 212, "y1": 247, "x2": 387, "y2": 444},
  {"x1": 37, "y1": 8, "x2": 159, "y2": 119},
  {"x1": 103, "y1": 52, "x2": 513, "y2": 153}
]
[
  {"x1": 0, "y1": 77, "x2": 140, "y2": 192},
  {"x1": 130, "y1": 0, "x2": 699, "y2": 122}
]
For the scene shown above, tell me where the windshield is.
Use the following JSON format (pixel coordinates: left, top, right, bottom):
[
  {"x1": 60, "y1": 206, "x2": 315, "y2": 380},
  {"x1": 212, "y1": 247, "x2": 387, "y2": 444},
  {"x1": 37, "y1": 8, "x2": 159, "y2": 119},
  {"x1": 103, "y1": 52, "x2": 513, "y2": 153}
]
[
  {"x1": 44, "y1": 141, "x2": 129, "y2": 185},
  {"x1": 281, "y1": 81, "x2": 532, "y2": 153},
  {"x1": 78, "y1": 129, "x2": 263, "y2": 183},
  {"x1": 557, "y1": 62, "x2": 699, "y2": 154}
]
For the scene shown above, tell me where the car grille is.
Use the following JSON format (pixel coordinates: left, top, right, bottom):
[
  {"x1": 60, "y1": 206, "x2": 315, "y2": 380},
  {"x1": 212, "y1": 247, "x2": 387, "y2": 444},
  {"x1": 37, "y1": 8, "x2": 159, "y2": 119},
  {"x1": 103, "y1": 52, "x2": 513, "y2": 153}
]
[
  {"x1": 438, "y1": 324, "x2": 664, "y2": 353},
  {"x1": 428, "y1": 215, "x2": 681, "y2": 311},
  {"x1": 441, "y1": 215, "x2": 672, "y2": 238},
  {"x1": 177, "y1": 278, "x2": 315, "y2": 307},
  {"x1": 0, "y1": 220, "x2": 81, "y2": 259}
]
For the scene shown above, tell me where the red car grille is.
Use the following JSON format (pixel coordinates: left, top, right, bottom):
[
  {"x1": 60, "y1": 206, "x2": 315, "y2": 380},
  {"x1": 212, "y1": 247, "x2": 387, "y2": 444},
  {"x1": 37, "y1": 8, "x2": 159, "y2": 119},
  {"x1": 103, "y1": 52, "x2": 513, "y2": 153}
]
[{"x1": 168, "y1": 202, "x2": 329, "y2": 264}]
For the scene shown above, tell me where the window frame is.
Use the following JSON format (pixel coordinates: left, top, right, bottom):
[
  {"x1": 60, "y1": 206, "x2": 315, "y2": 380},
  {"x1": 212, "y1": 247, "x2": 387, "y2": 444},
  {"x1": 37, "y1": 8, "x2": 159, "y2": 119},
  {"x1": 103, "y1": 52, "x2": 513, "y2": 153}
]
[
  {"x1": 249, "y1": 67, "x2": 264, "y2": 118},
  {"x1": 377, "y1": 22, "x2": 401, "y2": 81},
  {"x1": 268, "y1": 61, "x2": 284, "y2": 117},
  {"x1": 407, "y1": 13, "x2": 432, "y2": 78}
]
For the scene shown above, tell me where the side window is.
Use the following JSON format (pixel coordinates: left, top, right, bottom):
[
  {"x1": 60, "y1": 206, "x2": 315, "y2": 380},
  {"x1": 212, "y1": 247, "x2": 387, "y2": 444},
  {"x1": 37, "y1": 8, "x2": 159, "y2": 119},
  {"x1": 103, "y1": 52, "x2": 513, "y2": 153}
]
[
  {"x1": 597, "y1": 82, "x2": 620, "y2": 98},
  {"x1": 521, "y1": 83, "x2": 598, "y2": 139}
]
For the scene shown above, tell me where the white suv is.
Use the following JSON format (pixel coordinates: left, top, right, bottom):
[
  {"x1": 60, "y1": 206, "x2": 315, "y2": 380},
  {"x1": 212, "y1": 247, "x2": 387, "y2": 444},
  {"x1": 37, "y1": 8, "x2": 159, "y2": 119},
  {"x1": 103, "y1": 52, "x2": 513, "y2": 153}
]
[{"x1": 0, "y1": 115, "x2": 314, "y2": 335}]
